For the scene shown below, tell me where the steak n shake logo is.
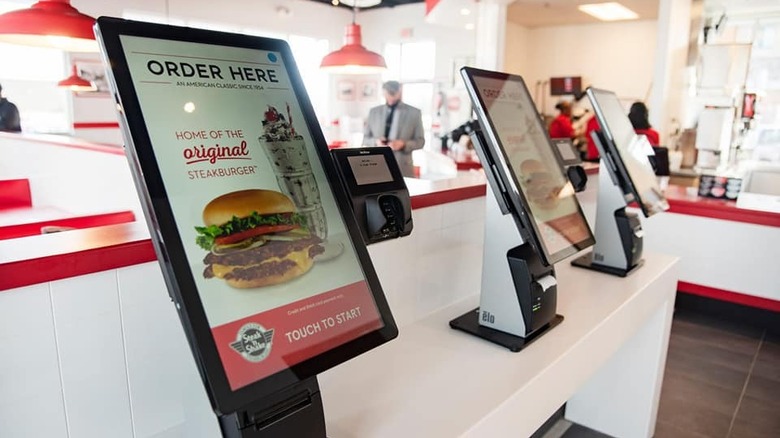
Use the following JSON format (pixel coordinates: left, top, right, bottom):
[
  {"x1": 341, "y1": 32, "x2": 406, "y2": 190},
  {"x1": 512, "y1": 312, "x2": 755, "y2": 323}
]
[{"x1": 230, "y1": 323, "x2": 274, "y2": 363}]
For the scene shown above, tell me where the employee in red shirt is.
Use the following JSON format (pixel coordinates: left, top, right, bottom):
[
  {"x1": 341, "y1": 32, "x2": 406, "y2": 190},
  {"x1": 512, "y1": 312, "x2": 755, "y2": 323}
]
[
  {"x1": 548, "y1": 100, "x2": 575, "y2": 140},
  {"x1": 628, "y1": 102, "x2": 660, "y2": 146},
  {"x1": 584, "y1": 115, "x2": 601, "y2": 161}
]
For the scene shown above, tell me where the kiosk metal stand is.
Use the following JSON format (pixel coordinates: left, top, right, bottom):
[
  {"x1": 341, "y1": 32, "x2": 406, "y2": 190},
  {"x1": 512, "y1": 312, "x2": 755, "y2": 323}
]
[
  {"x1": 450, "y1": 126, "x2": 562, "y2": 352},
  {"x1": 218, "y1": 377, "x2": 326, "y2": 438},
  {"x1": 571, "y1": 157, "x2": 644, "y2": 277}
]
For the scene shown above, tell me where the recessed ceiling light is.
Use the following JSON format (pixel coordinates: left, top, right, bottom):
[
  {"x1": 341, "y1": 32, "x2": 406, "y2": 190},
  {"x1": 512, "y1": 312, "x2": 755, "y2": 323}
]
[
  {"x1": 340, "y1": 0, "x2": 382, "y2": 7},
  {"x1": 465, "y1": 23, "x2": 475, "y2": 30},
  {"x1": 578, "y1": 2, "x2": 639, "y2": 21},
  {"x1": 460, "y1": 8, "x2": 471, "y2": 16}
]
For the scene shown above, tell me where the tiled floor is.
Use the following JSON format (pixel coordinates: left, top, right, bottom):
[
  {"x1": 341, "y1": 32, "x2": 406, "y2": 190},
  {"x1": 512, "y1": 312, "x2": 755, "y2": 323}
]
[
  {"x1": 544, "y1": 308, "x2": 780, "y2": 438},
  {"x1": 655, "y1": 309, "x2": 780, "y2": 438}
]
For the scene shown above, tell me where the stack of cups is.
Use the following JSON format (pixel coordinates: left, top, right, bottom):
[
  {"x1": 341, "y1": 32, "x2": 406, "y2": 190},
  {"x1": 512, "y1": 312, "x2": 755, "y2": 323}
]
[{"x1": 260, "y1": 137, "x2": 328, "y2": 239}]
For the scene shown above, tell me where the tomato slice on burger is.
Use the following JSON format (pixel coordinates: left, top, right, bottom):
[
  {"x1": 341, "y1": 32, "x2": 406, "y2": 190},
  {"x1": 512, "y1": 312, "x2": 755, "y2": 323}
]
[{"x1": 214, "y1": 224, "x2": 298, "y2": 245}]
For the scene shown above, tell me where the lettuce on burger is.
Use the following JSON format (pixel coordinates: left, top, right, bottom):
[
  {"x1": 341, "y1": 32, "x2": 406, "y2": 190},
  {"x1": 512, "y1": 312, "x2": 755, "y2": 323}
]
[{"x1": 195, "y1": 189, "x2": 324, "y2": 288}]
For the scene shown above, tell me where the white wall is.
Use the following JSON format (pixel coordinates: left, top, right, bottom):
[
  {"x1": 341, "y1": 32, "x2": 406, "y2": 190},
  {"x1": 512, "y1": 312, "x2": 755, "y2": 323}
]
[
  {"x1": 504, "y1": 22, "x2": 532, "y2": 79},
  {"x1": 361, "y1": 3, "x2": 477, "y2": 86},
  {"x1": 504, "y1": 20, "x2": 659, "y2": 116}
]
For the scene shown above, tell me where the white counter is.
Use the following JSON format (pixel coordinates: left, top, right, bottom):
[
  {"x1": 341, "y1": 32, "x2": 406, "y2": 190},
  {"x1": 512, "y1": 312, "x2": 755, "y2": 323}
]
[{"x1": 320, "y1": 252, "x2": 678, "y2": 438}]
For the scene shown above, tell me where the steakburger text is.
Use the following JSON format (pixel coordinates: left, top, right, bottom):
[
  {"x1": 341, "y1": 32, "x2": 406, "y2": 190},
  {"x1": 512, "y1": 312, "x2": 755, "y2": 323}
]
[
  {"x1": 284, "y1": 306, "x2": 363, "y2": 343},
  {"x1": 187, "y1": 165, "x2": 258, "y2": 180}
]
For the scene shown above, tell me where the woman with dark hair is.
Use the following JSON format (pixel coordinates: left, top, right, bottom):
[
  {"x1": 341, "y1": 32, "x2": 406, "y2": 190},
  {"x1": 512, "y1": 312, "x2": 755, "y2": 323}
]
[
  {"x1": 548, "y1": 100, "x2": 575, "y2": 140},
  {"x1": 628, "y1": 102, "x2": 660, "y2": 146}
]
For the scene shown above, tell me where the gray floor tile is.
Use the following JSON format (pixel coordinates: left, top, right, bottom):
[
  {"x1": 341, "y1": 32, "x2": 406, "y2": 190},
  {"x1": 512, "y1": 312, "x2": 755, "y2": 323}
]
[
  {"x1": 670, "y1": 318, "x2": 762, "y2": 357},
  {"x1": 672, "y1": 310, "x2": 764, "y2": 343},
  {"x1": 751, "y1": 338, "x2": 780, "y2": 381},
  {"x1": 668, "y1": 335, "x2": 756, "y2": 374},
  {"x1": 730, "y1": 396, "x2": 780, "y2": 438},
  {"x1": 654, "y1": 420, "x2": 711, "y2": 438},
  {"x1": 665, "y1": 347, "x2": 750, "y2": 393},
  {"x1": 656, "y1": 391, "x2": 732, "y2": 438},
  {"x1": 743, "y1": 374, "x2": 780, "y2": 406},
  {"x1": 660, "y1": 371, "x2": 742, "y2": 417}
]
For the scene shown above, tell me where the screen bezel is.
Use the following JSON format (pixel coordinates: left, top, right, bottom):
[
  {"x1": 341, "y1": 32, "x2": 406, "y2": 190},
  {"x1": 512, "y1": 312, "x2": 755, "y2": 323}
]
[
  {"x1": 94, "y1": 16, "x2": 398, "y2": 415},
  {"x1": 586, "y1": 87, "x2": 669, "y2": 218},
  {"x1": 460, "y1": 67, "x2": 595, "y2": 266},
  {"x1": 331, "y1": 147, "x2": 408, "y2": 197}
]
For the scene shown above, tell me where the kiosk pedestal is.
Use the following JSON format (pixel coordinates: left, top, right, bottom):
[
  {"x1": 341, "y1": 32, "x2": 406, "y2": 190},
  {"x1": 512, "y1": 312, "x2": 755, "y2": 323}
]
[
  {"x1": 572, "y1": 159, "x2": 644, "y2": 277},
  {"x1": 450, "y1": 192, "x2": 563, "y2": 351}
]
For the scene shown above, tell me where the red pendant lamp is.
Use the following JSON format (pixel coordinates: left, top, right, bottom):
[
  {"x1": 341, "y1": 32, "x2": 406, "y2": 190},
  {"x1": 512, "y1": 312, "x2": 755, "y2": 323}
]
[
  {"x1": 320, "y1": 5, "x2": 386, "y2": 74},
  {"x1": 57, "y1": 65, "x2": 95, "y2": 92},
  {"x1": 0, "y1": 0, "x2": 98, "y2": 52}
]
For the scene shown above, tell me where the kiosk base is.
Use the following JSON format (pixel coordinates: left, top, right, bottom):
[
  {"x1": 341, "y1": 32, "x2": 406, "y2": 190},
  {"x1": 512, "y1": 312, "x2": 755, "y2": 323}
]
[
  {"x1": 449, "y1": 308, "x2": 564, "y2": 352},
  {"x1": 571, "y1": 252, "x2": 644, "y2": 277}
]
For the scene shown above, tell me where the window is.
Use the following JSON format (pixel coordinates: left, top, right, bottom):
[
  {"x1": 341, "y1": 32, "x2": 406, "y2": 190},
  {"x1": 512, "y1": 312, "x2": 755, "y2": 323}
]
[
  {"x1": 288, "y1": 35, "x2": 331, "y2": 125},
  {"x1": 383, "y1": 41, "x2": 437, "y2": 148},
  {"x1": 0, "y1": 42, "x2": 70, "y2": 133}
]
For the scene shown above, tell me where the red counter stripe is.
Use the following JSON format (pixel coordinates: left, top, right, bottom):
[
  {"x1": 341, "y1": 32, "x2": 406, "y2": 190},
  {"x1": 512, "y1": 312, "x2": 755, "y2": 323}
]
[
  {"x1": 678, "y1": 281, "x2": 780, "y2": 312},
  {"x1": 667, "y1": 201, "x2": 780, "y2": 228},
  {"x1": 0, "y1": 240, "x2": 156, "y2": 291},
  {"x1": 73, "y1": 122, "x2": 121, "y2": 129},
  {"x1": 411, "y1": 185, "x2": 486, "y2": 210},
  {"x1": 0, "y1": 211, "x2": 136, "y2": 240}
]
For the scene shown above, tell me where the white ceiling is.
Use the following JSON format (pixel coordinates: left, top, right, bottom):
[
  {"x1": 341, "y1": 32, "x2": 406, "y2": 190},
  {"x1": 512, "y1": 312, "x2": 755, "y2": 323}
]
[
  {"x1": 507, "y1": 0, "x2": 659, "y2": 28},
  {"x1": 507, "y1": 0, "x2": 780, "y2": 29}
]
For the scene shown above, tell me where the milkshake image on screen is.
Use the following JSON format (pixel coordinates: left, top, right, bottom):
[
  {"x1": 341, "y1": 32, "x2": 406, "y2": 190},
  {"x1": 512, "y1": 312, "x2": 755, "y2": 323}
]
[{"x1": 259, "y1": 104, "x2": 327, "y2": 240}]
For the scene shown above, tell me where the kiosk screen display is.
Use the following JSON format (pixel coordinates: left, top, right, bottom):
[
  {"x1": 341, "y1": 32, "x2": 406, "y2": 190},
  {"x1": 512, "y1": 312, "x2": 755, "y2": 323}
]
[
  {"x1": 461, "y1": 67, "x2": 594, "y2": 265},
  {"x1": 94, "y1": 17, "x2": 397, "y2": 413},
  {"x1": 586, "y1": 88, "x2": 669, "y2": 217}
]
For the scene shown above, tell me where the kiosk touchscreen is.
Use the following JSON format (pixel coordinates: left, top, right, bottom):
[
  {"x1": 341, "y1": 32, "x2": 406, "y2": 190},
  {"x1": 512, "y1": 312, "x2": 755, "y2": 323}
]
[
  {"x1": 450, "y1": 67, "x2": 594, "y2": 351},
  {"x1": 571, "y1": 87, "x2": 670, "y2": 276},
  {"x1": 94, "y1": 17, "x2": 397, "y2": 437}
]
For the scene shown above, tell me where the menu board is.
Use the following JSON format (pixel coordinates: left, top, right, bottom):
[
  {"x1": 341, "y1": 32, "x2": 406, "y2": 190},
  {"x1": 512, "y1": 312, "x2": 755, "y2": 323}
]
[
  {"x1": 463, "y1": 68, "x2": 594, "y2": 264},
  {"x1": 110, "y1": 32, "x2": 390, "y2": 393}
]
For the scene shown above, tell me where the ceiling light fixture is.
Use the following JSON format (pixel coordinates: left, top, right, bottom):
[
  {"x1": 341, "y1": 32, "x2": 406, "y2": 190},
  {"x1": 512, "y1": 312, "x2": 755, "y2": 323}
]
[
  {"x1": 339, "y1": 0, "x2": 382, "y2": 7},
  {"x1": 578, "y1": 2, "x2": 639, "y2": 21},
  {"x1": 0, "y1": 0, "x2": 98, "y2": 52},
  {"x1": 320, "y1": 4, "x2": 386, "y2": 74},
  {"x1": 57, "y1": 65, "x2": 95, "y2": 92},
  {"x1": 460, "y1": 8, "x2": 471, "y2": 16}
]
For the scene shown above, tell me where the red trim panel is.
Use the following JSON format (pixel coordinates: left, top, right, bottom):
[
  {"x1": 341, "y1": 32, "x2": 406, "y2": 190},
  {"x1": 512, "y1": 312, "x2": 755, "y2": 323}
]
[
  {"x1": 411, "y1": 185, "x2": 486, "y2": 209},
  {"x1": 677, "y1": 281, "x2": 780, "y2": 312},
  {"x1": 0, "y1": 240, "x2": 156, "y2": 291},
  {"x1": 0, "y1": 179, "x2": 32, "y2": 210},
  {"x1": 73, "y1": 122, "x2": 121, "y2": 129},
  {"x1": 0, "y1": 211, "x2": 136, "y2": 240},
  {"x1": 663, "y1": 185, "x2": 780, "y2": 227}
]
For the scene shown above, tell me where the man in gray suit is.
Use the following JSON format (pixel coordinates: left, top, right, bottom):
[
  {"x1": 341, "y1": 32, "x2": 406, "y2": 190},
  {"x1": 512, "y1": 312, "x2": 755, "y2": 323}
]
[{"x1": 363, "y1": 81, "x2": 425, "y2": 177}]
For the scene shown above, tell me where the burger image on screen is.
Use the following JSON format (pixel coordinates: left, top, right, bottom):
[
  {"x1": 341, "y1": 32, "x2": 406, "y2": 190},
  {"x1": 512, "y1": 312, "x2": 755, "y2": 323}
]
[
  {"x1": 520, "y1": 159, "x2": 560, "y2": 210},
  {"x1": 194, "y1": 189, "x2": 325, "y2": 288}
]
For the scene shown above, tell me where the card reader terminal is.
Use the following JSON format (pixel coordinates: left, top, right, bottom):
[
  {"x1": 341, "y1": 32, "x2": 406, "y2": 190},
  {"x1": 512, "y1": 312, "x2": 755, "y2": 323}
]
[{"x1": 331, "y1": 147, "x2": 413, "y2": 244}]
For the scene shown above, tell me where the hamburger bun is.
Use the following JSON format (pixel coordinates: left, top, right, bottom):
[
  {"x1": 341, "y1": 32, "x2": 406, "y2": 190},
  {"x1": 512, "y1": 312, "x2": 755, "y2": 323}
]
[{"x1": 203, "y1": 189, "x2": 295, "y2": 227}]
